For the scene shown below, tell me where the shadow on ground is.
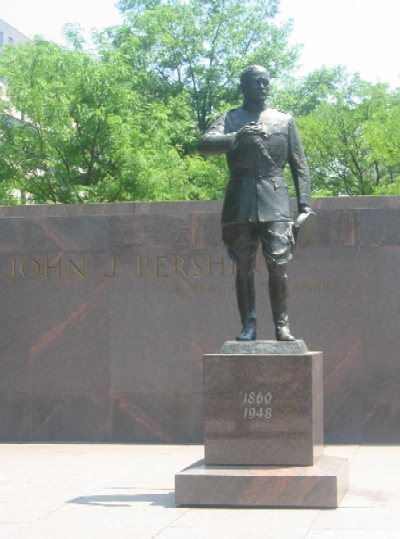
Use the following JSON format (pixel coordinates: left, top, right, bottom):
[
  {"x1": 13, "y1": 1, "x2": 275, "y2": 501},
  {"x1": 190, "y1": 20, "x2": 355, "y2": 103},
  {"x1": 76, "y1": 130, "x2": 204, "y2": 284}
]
[{"x1": 68, "y1": 491, "x2": 176, "y2": 508}]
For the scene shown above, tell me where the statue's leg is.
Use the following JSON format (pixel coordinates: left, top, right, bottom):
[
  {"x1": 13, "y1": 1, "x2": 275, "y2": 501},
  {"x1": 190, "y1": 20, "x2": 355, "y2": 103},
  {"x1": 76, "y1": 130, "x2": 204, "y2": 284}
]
[
  {"x1": 267, "y1": 262, "x2": 295, "y2": 341},
  {"x1": 222, "y1": 223, "x2": 258, "y2": 341},
  {"x1": 261, "y1": 221, "x2": 295, "y2": 341},
  {"x1": 234, "y1": 255, "x2": 257, "y2": 341}
]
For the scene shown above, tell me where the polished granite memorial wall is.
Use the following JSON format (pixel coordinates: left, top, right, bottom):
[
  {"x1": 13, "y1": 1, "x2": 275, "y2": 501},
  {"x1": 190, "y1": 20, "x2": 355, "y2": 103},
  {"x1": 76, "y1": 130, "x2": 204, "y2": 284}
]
[{"x1": 0, "y1": 196, "x2": 399, "y2": 443}]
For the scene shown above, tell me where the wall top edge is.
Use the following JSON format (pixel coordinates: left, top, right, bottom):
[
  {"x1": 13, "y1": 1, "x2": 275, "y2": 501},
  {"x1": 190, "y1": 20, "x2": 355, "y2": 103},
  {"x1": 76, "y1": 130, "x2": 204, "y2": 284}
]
[{"x1": 0, "y1": 196, "x2": 400, "y2": 219}]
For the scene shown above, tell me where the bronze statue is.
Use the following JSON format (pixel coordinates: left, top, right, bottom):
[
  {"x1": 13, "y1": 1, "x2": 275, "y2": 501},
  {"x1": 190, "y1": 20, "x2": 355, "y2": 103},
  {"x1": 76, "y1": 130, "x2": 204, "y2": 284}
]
[{"x1": 198, "y1": 65, "x2": 312, "y2": 341}]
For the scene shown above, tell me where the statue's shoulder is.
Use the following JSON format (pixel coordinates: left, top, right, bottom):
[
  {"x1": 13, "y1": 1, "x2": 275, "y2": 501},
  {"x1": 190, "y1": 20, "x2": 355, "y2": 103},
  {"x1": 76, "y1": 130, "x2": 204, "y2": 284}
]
[
  {"x1": 265, "y1": 108, "x2": 292, "y2": 122},
  {"x1": 211, "y1": 107, "x2": 241, "y2": 123},
  {"x1": 223, "y1": 107, "x2": 247, "y2": 130},
  {"x1": 225, "y1": 107, "x2": 243, "y2": 119}
]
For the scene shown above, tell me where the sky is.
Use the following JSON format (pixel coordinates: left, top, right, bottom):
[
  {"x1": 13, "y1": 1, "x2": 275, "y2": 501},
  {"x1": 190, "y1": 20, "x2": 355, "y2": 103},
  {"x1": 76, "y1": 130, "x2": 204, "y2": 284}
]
[
  {"x1": 1, "y1": 0, "x2": 399, "y2": 87},
  {"x1": 277, "y1": 0, "x2": 400, "y2": 87}
]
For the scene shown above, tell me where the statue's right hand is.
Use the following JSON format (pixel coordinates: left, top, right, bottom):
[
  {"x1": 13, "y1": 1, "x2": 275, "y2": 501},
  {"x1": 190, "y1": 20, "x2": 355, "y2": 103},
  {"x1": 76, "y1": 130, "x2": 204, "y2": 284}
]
[{"x1": 235, "y1": 122, "x2": 265, "y2": 143}]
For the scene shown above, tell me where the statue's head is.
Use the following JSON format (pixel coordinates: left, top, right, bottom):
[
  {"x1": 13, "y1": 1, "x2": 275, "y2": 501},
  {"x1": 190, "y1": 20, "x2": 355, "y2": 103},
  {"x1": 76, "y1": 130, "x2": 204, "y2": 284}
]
[{"x1": 240, "y1": 65, "x2": 270, "y2": 103}]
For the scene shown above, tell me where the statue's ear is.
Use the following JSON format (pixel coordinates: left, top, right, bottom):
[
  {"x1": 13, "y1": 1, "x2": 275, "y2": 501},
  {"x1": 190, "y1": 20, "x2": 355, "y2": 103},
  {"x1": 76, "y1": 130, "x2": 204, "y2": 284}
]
[{"x1": 240, "y1": 80, "x2": 249, "y2": 98}]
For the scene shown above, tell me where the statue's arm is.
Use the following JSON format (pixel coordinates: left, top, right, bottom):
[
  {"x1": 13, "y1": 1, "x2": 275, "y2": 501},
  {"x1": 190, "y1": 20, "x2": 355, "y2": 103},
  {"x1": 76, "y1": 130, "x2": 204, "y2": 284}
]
[
  {"x1": 287, "y1": 117, "x2": 312, "y2": 213},
  {"x1": 198, "y1": 114, "x2": 237, "y2": 156}
]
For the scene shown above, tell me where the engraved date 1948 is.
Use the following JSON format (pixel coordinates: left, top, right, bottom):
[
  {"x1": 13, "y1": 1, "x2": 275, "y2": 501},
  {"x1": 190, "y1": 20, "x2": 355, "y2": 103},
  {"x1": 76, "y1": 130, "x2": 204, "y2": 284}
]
[{"x1": 242, "y1": 391, "x2": 272, "y2": 420}]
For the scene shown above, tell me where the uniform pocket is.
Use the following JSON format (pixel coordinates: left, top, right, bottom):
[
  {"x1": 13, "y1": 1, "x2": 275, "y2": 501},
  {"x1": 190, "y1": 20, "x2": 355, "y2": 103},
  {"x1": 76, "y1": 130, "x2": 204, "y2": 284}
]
[{"x1": 272, "y1": 176, "x2": 287, "y2": 190}]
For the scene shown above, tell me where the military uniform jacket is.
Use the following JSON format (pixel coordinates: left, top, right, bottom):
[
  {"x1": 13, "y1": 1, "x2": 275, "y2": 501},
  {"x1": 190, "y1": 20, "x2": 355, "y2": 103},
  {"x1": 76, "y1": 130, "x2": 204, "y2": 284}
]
[{"x1": 199, "y1": 107, "x2": 311, "y2": 223}]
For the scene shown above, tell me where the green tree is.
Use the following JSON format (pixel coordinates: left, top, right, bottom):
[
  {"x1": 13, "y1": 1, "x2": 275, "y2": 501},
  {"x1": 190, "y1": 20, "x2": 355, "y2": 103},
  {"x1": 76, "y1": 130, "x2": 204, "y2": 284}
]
[
  {"x1": 363, "y1": 89, "x2": 400, "y2": 192},
  {"x1": 294, "y1": 71, "x2": 400, "y2": 195},
  {"x1": 0, "y1": 37, "x2": 135, "y2": 202},
  {"x1": 271, "y1": 66, "x2": 350, "y2": 117},
  {"x1": 0, "y1": 36, "x2": 224, "y2": 203},
  {"x1": 111, "y1": 0, "x2": 298, "y2": 131},
  {"x1": 0, "y1": 1, "x2": 300, "y2": 204}
]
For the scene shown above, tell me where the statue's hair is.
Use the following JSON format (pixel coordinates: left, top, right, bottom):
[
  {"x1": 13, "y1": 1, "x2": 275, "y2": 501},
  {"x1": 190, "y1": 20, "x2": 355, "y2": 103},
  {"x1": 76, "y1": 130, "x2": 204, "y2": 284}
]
[{"x1": 240, "y1": 65, "x2": 270, "y2": 84}]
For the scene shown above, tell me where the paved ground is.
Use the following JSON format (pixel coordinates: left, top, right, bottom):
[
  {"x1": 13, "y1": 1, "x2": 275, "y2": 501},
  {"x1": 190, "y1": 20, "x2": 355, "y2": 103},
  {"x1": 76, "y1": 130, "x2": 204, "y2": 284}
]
[{"x1": 0, "y1": 444, "x2": 400, "y2": 538}]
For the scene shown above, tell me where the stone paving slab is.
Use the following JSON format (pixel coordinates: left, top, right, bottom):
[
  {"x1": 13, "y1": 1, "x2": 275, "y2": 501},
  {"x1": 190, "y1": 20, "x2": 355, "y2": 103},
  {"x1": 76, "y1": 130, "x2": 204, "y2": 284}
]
[{"x1": 0, "y1": 444, "x2": 400, "y2": 538}]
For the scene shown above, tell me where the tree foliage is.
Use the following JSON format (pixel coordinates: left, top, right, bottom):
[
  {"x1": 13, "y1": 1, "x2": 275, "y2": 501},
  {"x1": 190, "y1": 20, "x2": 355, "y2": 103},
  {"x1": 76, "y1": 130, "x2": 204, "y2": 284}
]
[
  {"x1": 0, "y1": 36, "x2": 224, "y2": 203},
  {"x1": 271, "y1": 66, "x2": 350, "y2": 117},
  {"x1": 112, "y1": 0, "x2": 298, "y2": 131},
  {"x1": 0, "y1": 3, "x2": 400, "y2": 204},
  {"x1": 292, "y1": 71, "x2": 400, "y2": 195}
]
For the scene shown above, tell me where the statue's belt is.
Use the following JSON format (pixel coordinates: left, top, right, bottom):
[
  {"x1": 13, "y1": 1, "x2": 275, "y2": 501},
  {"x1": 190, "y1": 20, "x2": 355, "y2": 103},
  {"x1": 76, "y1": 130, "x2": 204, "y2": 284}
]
[
  {"x1": 231, "y1": 167, "x2": 284, "y2": 179},
  {"x1": 230, "y1": 169, "x2": 286, "y2": 189}
]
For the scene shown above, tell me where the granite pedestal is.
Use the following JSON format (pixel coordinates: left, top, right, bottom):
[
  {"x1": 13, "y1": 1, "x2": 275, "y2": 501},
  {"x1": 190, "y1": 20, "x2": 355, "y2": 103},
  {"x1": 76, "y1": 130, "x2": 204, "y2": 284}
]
[
  {"x1": 204, "y1": 340, "x2": 323, "y2": 466},
  {"x1": 175, "y1": 341, "x2": 348, "y2": 508}
]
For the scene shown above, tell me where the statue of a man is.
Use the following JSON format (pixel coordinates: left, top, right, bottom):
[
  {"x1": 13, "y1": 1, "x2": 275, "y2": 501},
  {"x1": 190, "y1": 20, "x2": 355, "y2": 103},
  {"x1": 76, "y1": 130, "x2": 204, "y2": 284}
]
[{"x1": 198, "y1": 65, "x2": 312, "y2": 341}]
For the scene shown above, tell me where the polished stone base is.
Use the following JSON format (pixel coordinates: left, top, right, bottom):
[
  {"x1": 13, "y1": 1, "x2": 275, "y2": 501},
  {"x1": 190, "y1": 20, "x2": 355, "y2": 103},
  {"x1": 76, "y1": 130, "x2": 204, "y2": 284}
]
[
  {"x1": 175, "y1": 455, "x2": 348, "y2": 508},
  {"x1": 204, "y1": 348, "x2": 324, "y2": 466}
]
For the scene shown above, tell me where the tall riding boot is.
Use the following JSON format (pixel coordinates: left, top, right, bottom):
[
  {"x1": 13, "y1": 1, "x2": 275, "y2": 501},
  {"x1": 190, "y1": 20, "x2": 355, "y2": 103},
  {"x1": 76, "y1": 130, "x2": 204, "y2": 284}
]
[
  {"x1": 235, "y1": 272, "x2": 256, "y2": 341},
  {"x1": 267, "y1": 263, "x2": 296, "y2": 341}
]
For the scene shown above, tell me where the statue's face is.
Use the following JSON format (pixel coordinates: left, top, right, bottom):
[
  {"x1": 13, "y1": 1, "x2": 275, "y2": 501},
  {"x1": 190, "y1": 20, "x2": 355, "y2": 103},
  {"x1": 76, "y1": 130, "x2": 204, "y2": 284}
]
[{"x1": 241, "y1": 71, "x2": 270, "y2": 103}]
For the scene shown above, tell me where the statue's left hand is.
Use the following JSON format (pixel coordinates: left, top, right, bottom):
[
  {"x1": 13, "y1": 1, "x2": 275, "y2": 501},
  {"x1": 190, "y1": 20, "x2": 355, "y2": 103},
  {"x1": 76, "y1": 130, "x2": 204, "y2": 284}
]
[{"x1": 299, "y1": 204, "x2": 313, "y2": 214}]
